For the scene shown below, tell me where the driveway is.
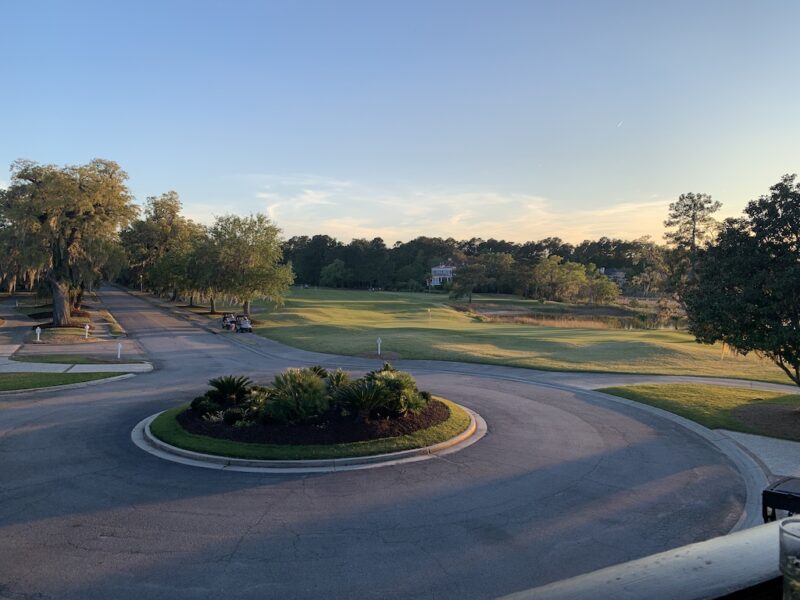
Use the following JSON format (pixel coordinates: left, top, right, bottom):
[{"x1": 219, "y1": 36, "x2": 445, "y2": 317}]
[{"x1": 0, "y1": 288, "x2": 748, "y2": 600}]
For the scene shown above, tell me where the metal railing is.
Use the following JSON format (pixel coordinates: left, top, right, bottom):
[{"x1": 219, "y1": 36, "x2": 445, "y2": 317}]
[{"x1": 498, "y1": 522, "x2": 780, "y2": 600}]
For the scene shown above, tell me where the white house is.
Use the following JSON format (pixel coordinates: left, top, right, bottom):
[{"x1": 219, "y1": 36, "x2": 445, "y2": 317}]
[{"x1": 431, "y1": 264, "x2": 456, "y2": 286}]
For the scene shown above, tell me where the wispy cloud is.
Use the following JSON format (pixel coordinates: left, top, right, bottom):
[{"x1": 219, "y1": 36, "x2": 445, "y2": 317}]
[{"x1": 182, "y1": 173, "x2": 684, "y2": 243}]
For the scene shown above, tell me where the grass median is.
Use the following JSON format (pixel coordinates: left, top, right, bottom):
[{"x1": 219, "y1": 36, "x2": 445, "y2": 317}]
[
  {"x1": 0, "y1": 372, "x2": 124, "y2": 392},
  {"x1": 149, "y1": 397, "x2": 473, "y2": 460},
  {"x1": 599, "y1": 383, "x2": 800, "y2": 441}
]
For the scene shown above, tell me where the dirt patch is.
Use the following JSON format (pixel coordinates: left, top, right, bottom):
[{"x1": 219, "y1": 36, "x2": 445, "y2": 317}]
[
  {"x1": 178, "y1": 399, "x2": 450, "y2": 445},
  {"x1": 731, "y1": 403, "x2": 800, "y2": 441}
]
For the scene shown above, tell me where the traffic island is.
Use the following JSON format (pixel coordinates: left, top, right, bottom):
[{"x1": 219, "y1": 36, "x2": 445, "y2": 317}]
[
  {"x1": 131, "y1": 364, "x2": 485, "y2": 472},
  {"x1": 134, "y1": 399, "x2": 482, "y2": 472}
]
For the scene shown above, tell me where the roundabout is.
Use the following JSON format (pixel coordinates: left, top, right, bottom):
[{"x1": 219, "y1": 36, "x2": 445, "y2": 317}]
[
  {"x1": 0, "y1": 288, "x2": 768, "y2": 600},
  {"x1": 132, "y1": 401, "x2": 485, "y2": 473}
]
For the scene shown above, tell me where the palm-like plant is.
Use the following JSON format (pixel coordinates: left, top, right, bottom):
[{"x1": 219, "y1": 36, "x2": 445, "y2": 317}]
[
  {"x1": 207, "y1": 375, "x2": 252, "y2": 406},
  {"x1": 335, "y1": 380, "x2": 388, "y2": 420}
]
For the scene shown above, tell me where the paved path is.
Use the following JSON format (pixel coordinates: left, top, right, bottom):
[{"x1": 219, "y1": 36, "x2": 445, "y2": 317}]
[
  {"x1": 0, "y1": 300, "x2": 151, "y2": 374},
  {"x1": 0, "y1": 288, "x2": 765, "y2": 599}
]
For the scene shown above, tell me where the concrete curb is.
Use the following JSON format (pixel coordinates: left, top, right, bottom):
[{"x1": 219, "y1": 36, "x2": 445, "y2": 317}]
[
  {"x1": 131, "y1": 404, "x2": 486, "y2": 474},
  {"x1": 0, "y1": 373, "x2": 136, "y2": 396}
]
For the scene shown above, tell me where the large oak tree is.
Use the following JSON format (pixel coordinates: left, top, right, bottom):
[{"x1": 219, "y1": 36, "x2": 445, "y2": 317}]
[{"x1": 1, "y1": 159, "x2": 137, "y2": 326}]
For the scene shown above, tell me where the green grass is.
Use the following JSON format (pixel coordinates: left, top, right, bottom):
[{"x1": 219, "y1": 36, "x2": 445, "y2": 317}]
[
  {"x1": 38, "y1": 327, "x2": 91, "y2": 340},
  {"x1": 9, "y1": 354, "x2": 144, "y2": 365},
  {"x1": 599, "y1": 383, "x2": 800, "y2": 439},
  {"x1": 0, "y1": 372, "x2": 123, "y2": 392},
  {"x1": 213, "y1": 288, "x2": 786, "y2": 383},
  {"x1": 149, "y1": 398, "x2": 472, "y2": 460},
  {"x1": 98, "y1": 308, "x2": 126, "y2": 336}
]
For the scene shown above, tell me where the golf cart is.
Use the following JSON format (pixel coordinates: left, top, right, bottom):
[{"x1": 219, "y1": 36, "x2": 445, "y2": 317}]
[
  {"x1": 221, "y1": 313, "x2": 236, "y2": 330},
  {"x1": 235, "y1": 315, "x2": 253, "y2": 333}
]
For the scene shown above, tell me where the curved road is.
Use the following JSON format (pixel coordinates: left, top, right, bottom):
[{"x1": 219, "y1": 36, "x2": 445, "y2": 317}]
[{"x1": 0, "y1": 289, "x2": 747, "y2": 599}]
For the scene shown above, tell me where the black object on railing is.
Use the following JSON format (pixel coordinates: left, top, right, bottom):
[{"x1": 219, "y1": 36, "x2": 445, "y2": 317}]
[{"x1": 763, "y1": 477, "x2": 800, "y2": 523}]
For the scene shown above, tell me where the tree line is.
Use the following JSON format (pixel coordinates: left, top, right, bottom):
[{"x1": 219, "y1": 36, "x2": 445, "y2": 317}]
[
  {"x1": 0, "y1": 159, "x2": 292, "y2": 324},
  {"x1": 283, "y1": 215, "x2": 710, "y2": 303}
]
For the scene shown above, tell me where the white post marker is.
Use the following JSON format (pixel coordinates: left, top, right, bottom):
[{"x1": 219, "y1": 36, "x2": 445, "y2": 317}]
[
  {"x1": 376, "y1": 337, "x2": 382, "y2": 357},
  {"x1": 117, "y1": 342, "x2": 122, "y2": 360},
  {"x1": 428, "y1": 308, "x2": 431, "y2": 321},
  {"x1": 35, "y1": 326, "x2": 41, "y2": 343},
  {"x1": 84, "y1": 323, "x2": 90, "y2": 339}
]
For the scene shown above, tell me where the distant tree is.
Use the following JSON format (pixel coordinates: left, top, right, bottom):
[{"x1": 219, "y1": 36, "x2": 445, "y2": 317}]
[
  {"x1": 450, "y1": 262, "x2": 490, "y2": 303},
  {"x1": 684, "y1": 175, "x2": 800, "y2": 387},
  {"x1": 476, "y1": 252, "x2": 516, "y2": 293},
  {"x1": 120, "y1": 191, "x2": 190, "y2": 291},
  {"x1": 529, "y1": 256, "x2": 587, "y2": 302},
  {"x1": 319, "y1": 259, "x2": 350, "y2": 288},
  {"x1": 582, "y1": 265, "x2": 619, "y2": 304},
  {"x1": 664, "y1": 192, "x2": 721, "y2": 257},
  {"x1": 209, "y1": 214, "x2": 294, "y2": 315}
]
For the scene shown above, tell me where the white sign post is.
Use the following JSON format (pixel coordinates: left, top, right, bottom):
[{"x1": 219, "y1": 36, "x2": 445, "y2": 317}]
[
  {"x1": 376, "y1": 337, "x2": 382, "y2": 357},
  {"x1": 84, "y1": 324, "x2": 90, "y2": 339},
  {"x1": 35, "y1": 326, "x2": 41, "y2": 343},
  {"x1": 117, "y1": 342, "x2": 122, "y2": 361}
]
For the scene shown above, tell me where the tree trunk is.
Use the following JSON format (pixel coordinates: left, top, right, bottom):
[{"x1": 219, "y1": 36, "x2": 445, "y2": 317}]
[
  {"x1": 50, "y1": 279, "x2": 71, "y2": 327},
  {"x1": 73, "y1": 284, "x2": 85, "y2": 310},
  {"x1": 210, "y1": 297, "x2": 217, "y2": 314},
  {"x1": 6, "y1": 273, "x2": 17, "y2": 295},
  {"x1": 170, "y1": 288, "x2": 178, "y2": 302},
  {"x1": 189, "y1": 295, "x2": 194, "y2": 307},
  {"x1": 243, "y1": 300, "x2": 251, "y2": 316}
]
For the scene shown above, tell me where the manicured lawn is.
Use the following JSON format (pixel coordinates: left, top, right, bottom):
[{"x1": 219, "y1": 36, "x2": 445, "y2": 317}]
[
  {"x1": 10, "y1": 354, "x2": 144, "y2": 365},
  {"x1": 149, "y1": 398, "x2": 472, "y2": 460},
  {"x1": 0, "y1": 372, "x2": 124, "y2": 392},
  {"x1": 217, "y1": 288, "x2": 785, "y2": 383},
  {"x1": 599, "y1": 383, "x2": 800, "y2": 440}
]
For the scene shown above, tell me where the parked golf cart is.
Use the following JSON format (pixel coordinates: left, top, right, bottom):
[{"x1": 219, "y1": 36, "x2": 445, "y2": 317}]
[
  {"x1": 221, "y1": 313, "x2": 236, "y2": 330},
  {"x1": 235, "y1": 315, "x2": 253, "y2": 333}
]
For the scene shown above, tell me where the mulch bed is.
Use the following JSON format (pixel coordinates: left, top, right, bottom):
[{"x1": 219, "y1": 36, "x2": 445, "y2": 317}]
[
  {"x1": 177, "y1": 399, "x2": 451, "y2": 446},
  {"x1": 731, "y1": 403, "x2": 800, "y2": 442}
]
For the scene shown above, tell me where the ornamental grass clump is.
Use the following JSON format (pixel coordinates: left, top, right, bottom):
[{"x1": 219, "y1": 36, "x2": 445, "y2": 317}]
[{"x1": 187, "y1": 364, "x2": 431, "y2": 429}]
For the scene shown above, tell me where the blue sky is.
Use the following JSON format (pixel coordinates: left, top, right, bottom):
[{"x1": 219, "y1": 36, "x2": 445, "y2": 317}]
[{"x1": 1, "y1": 0, "x2": 798, "y2": 243}]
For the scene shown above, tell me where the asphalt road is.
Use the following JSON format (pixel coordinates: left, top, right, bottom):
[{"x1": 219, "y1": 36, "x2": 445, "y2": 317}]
[{"x1": 0, "y1": 289, "x2": 745, "y2": 600}]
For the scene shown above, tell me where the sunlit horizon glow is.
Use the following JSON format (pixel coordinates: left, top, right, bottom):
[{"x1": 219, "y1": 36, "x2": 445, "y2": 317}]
[{"x1": 1, "y1": 1, "x2": 798, "y2": 244}]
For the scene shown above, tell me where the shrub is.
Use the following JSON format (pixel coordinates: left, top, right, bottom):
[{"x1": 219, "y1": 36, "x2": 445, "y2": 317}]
[
  {"x1": 191, "y1": 395, "x2": 222, "y2": 416},
  {"x1": 260, "y1": 368, "x2": 330, "y2": 425},
  {"x1": 326, "y1": 368, "x2": 351, "y2": 395},
  {"x1": 335, "y1": 379, "x2": 389, "y2": 419},
  {"x1": 308, "y1": 365, "x2": 329, "y2": 378},
  {"x1": 366, "y1": 369, "x2": 426, "y2": 416},
  {"x1": 223, "y1": 407, "x2": 245, "y2": 425},
  {"x1": 358, "y1": 363, "x2": 429, "y2": 417},
  {"x1": 207, "y1": 375, "x2": 252, "y2": 406},
  {"x1": 188, "y1": 365, "x2": 432, "y2": 427}
]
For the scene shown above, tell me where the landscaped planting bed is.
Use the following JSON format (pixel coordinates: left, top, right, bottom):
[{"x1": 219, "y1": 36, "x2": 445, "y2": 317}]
[{"x1": 150, "y1": 364, "x2": 472, "y2": 460}]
